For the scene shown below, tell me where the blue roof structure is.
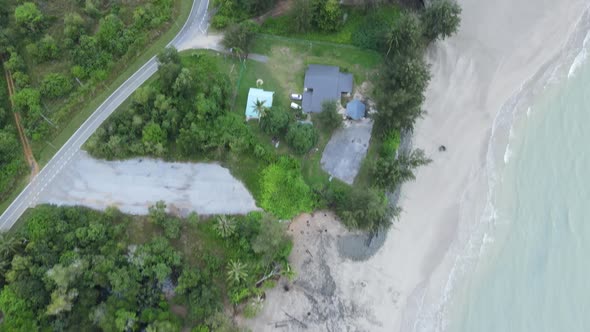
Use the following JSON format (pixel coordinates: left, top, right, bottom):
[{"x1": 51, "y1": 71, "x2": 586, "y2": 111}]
[
  {"x1": 346, "y1": 99, "x2": 366, "y2": 120},
  {"x1": 245, "y1": 88, "x2": 274, "y2": 119}
]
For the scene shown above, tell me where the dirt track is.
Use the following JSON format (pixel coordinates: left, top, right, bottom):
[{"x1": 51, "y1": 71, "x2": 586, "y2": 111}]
[{"x1": 4, "y1": 68, "x2": 39, "y2": 178}]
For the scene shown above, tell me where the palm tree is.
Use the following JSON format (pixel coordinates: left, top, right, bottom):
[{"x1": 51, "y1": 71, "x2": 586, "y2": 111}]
[
  {"x1": 214, "y1": 215, "x2": 236, "y2": 238},
  {"x1": 253, "y1": 99, "x2": 267, "y2": 118},
  {"x1": 0, "y1": 233, "x2": 20, "y2": 257},
  {"x1": 226, "y1": 259, "x2": 248, "y2": 285}
]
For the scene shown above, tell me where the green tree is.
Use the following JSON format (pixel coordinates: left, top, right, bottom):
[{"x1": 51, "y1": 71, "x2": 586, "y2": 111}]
[
  {"x1": 314, "y1": 0, "x2": 342, "y2": 32},
  {"x1": 64, "y1": 12, "x2": 86, "y2": 41},
  {"x1": 40, "y1": 73, "x2": 73, "y2": 99},
  {"x1": 0, "y1": 131, "x2": 20, "y2": 164},
  {"x1": 0, "y1": 234, "x2": 18, "y2": 257},
  {"x1": 253, "y1": 98, "x2": 268, "y2": 118},
  {"x1": 13, "y1": 88, "x2": 41, "y2": 117},
  {"x1": 335, "y1": 187, "x2": 397, "y2": 230},
  {"x1": 385, "y1": 13, "x2": 422, "y2": 57},
  {"x1": 172, "y1": 67, "x2": 194, "y2": 97},
  {"x1": 4, "y1": 50, "x2": 25, "y2": 72},
  {"x1": 251, "y1": 215, "x2": 291, "y2": 264},
  {"x1": 226, "y1": 260, "x2": 248, "y2": 285},
  {"x1": 374, "y1": 55, "x2": 430, "y2": 134},
  {"x1": 316, "y1": 100, "x2": 342, "y2": 133},
  {"x1": 214, "y1": 215, "x2": 236, "y2": 238},
  {"x1": 96, "y1": 14, "x2": 128, "y2": 55},
  {"x1": 149, "y1": 201, "x2": 167, "y2": 224},
  {"x1": 286, "y1": 122, "x2": 318, "y2": 154},
  {"x1": 162, "y1": 217, "x2": 181, "y2": 239},
  {"x1": 260, "y1": 107, "x2": 290, "y2": 136},
  {"x1": 421, "y1": 0, "x2": 462, "y2": 41},
  {"x1": 291, "y1": 0, "x2": 313, "y2": 33},
  {"x1": 37, "y1": 35, "x2": 59, "y2": 61},
  {"x1": 372, "y1": 149, "x2": 431, "y2": 191},
  {"x1": 142, "y1": 122, "x2": 166, "y2": 146},
  {"x1": 222, "y1": 22, "x2": 256, "y2": 56},
  {"x1": 157, "y1": 47, "x2": 182, "y2": 92},
  {"x1": 0, "y1": 287, "x2": 38, "y2": 331},
  {"x1": 14, "y1": 2, "x2": 43, "y2": 33}
]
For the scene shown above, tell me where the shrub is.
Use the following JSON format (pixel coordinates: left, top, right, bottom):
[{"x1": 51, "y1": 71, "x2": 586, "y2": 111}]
[
  {"x1": 286, "y1": 123, "x2": 318, "y2": 154},
  {"x1": 260, "y1": 107, "x2": 290, "y2": 136},
  {"x1": 14, "y1": 2, "x2": 44, "y2": 33},
  {"x1": 37, "y1": 35, "x2": 59, "y2": 61},
  {"x1": 371, "y1": 149, "x2": 431, "y2": 191},
  {"x1": 334, "y1": 186, "x2": 397, "y2": 230},
  {"x1": 314, "y1": 0, "x2": 343, "y2": 32},
  {"x1": 380, "y1": 130, "x2": 401, "y2": 158},
  {"x1": 315, "y1": 100, "x2": 342, "y2": 133},
  {"x1": 40, "y1": 73, "x2": 73, "y2": 99},
  {"x1": 211, "y1": 15, "x2": 232, "y2": 29},
  {"x1": 260, "y1": 158, "x2": 313, "y2": 219}
]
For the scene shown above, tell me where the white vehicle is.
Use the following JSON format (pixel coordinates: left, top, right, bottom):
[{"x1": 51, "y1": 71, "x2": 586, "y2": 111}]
[
  {"x1": 290, "y1": 93, "x2": 303, "y2": 101},
  {"x1": 290, "y1": 102, "x2": 302, "y2": 110}
]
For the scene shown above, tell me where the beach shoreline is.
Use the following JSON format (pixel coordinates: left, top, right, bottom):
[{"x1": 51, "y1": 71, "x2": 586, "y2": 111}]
[{"x1": 239, "y1": 1, "x2": 590, "y2": 331}]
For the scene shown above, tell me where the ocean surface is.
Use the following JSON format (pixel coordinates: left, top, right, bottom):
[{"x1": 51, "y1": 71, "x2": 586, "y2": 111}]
[{"x1": 443, "y1": 30, "x2": 590, "y2": 332}]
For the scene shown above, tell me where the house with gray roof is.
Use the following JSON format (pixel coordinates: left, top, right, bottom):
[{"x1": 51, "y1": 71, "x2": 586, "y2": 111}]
[{"x1": 302, "y1": 65, "x2": 353, "y2": 113}]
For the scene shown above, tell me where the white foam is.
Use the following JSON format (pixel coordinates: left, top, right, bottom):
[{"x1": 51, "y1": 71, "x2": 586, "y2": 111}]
[{"x1": 568, "y1": 31, "x2": 590, "y2": 78}]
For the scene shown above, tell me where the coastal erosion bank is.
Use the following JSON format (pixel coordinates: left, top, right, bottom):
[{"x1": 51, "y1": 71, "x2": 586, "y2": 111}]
[{"x1": 240, "y1": 0, "x2": 590, "y2": 331}]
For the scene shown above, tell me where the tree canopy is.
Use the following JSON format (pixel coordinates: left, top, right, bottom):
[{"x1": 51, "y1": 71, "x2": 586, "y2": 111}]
[{"x1": 421, "y1": 0, "x2": 462, "y2": 41}]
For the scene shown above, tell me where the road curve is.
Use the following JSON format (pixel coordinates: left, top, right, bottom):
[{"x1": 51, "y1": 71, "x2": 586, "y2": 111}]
[{"x1": 0, "y1": 0, "x2": 212, "y2": 231}]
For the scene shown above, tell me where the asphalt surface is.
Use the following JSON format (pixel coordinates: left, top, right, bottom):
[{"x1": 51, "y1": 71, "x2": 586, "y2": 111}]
[
  {"x1": 0, "y1": 0, "x2": 213, "y2": 231},
  {"x1": 37, "y1": 151, "x2": 259, "y2": 216},
  {"x1": 320, "y1": 119, "x2": 373, "y2": 184}
]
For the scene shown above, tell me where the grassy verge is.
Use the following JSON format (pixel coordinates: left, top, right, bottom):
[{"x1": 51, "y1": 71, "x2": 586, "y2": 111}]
[
  {"x1": 260, "y1": 6, "x2": 401, "y2": 45},
  {"x1": 250, "y1": 34, "x2": 381, "y2": 84}
]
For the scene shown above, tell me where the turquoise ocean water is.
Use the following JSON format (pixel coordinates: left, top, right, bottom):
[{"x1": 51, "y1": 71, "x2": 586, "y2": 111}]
[{"x1": 444, "y1": 35, "x2": 590, "y2": 332}]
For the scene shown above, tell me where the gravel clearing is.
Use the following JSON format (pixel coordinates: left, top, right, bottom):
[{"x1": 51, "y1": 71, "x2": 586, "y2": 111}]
[{"x1": 37, "y1": 151, "x2": 259, "y2": 216}]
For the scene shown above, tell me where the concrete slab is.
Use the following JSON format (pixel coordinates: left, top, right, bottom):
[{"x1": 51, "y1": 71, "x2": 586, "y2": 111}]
[
  {"x1": 320, "y1": 119, "x2": 373, "y2": 184},
  {"x1": 37, "y1": 151, "x2": 259, "y2": 216}
]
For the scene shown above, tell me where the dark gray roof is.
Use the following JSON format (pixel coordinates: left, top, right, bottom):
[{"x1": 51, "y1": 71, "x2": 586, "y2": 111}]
[
  {"x1": 346, "y1": 99, "x2": 366, "y2": 120},
  {"x1": 302, "y1": 65, "x2": 353, "y2": 113}
]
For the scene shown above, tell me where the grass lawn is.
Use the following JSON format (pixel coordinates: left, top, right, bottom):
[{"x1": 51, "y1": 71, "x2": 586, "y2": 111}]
[
  {"x1": 250, "y1": 34, "x2": 382, "y2": 86},
  {"x1": 260, "y1": 5, "x2": 401, "y2": 45}
]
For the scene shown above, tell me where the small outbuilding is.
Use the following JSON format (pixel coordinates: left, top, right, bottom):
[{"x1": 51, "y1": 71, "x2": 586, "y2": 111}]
[
  {"x1": 245, "y1": 88, "x2": 274, "y2": 120},
  {"x1": 346, "y1": 99, "x2": 366, "y2": 120}
]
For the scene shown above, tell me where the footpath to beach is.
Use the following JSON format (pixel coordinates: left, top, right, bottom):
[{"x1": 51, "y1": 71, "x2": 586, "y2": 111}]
[{"x1": 240, "y1": 0, "x2": 590, "y2": 331}]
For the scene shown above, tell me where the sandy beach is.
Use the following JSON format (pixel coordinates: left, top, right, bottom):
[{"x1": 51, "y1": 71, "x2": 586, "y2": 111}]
[{"x1": 240, "y1": 0, "x2": 589, "y2": 331}]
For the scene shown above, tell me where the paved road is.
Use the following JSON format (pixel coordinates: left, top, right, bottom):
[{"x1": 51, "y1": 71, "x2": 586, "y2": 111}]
[{"x1": 0, "y1": 0, "x2": 214, "y2": 231}]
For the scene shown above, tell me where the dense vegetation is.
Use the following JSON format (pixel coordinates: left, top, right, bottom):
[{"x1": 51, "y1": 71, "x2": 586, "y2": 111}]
[
  {"x1": 0, "y1": 0, "x2": 182, "y2": 200},
  {"x1": 0, "y1": 204, "x2": 292, "y2": 330},
  {"x1": 0, "y1": 74, "x2": 26, "y2": 202}
]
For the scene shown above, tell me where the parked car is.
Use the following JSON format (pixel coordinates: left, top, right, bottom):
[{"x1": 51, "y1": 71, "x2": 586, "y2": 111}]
[
  {"x1": 290, "y1": 93, "x2": 303, "y2": 101},
  {"x1": 290, "y1": 102, "x2": 302, "y2": 110}
]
